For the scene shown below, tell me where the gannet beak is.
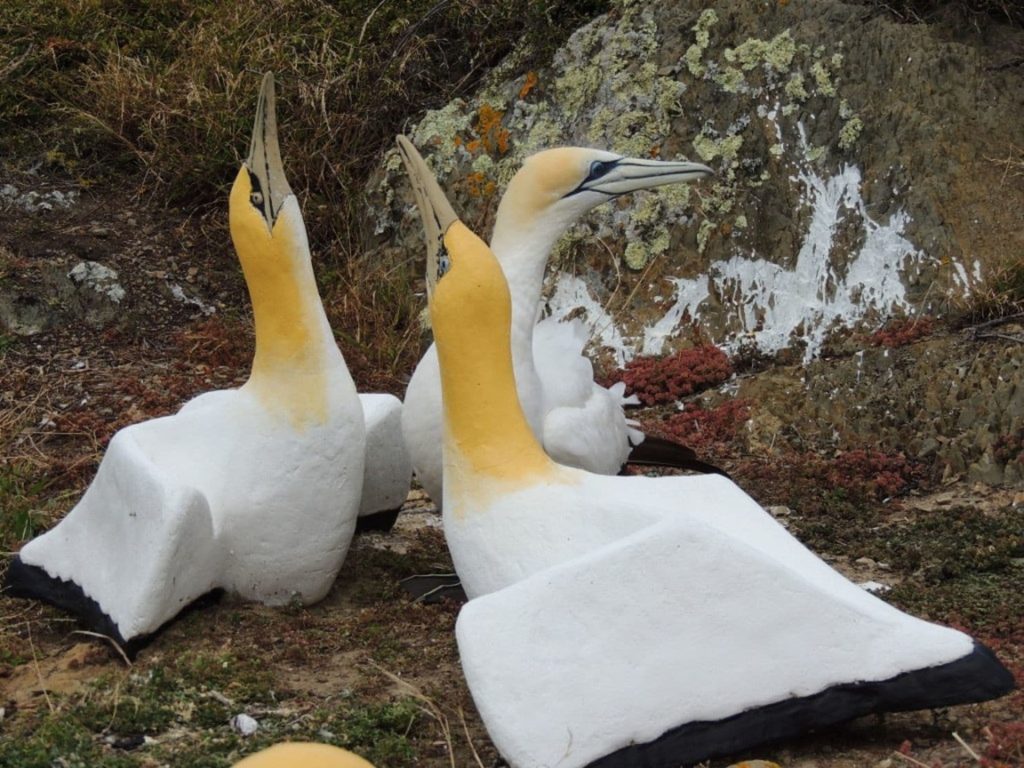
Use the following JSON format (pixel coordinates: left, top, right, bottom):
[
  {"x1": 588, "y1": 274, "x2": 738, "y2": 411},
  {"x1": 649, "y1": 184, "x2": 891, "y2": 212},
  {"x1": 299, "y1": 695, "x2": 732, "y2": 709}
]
[
  {"x1": 396, "y1": 135, "x2": 459, "y2": 297},
  {"x1": 245, "y1": 72, "x2": 293, "y2": 230},
  {"x1": 570, "y1": 157, "x2": 714, "y2": 198}
]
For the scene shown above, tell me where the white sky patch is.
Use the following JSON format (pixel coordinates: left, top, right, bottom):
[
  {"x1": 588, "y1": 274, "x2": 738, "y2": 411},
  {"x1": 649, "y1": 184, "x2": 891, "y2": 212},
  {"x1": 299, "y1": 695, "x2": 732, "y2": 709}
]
[{"x1": 543, "y1": 273, "x2": 634, "y2": 366}]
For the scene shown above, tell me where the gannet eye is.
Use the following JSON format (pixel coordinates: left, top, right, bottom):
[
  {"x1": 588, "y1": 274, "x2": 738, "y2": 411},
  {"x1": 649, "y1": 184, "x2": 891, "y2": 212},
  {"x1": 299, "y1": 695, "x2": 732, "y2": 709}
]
[
  {"x1": 586, "y1": 159, "x2": 618, "y2": 182},
  {"x1": 437, "y1": 247, "x2": 451, "y2": 280},
  {"x1": 250, "y1": 191, "x2": 264, "y2": 207}
]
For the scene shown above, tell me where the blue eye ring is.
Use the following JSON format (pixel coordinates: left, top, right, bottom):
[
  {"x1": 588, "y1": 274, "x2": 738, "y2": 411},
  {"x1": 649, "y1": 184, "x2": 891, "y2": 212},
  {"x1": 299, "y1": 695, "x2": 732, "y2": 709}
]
[
  {"x1": 437, "y1": 246, "x2": 451, "y2": 280},
  {"x1": 587, "y1": 159, "x2": 619, "y2": 182}
]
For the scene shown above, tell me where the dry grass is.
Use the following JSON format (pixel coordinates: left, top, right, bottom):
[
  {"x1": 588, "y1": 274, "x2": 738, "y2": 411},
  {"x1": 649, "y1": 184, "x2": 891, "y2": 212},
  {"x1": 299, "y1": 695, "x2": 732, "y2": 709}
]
[
  {"x1": 0, "y1": 0, "x2": 610, "y2": 381},
  {"x1": 864, "y1": 0, "x2": 1024, "y2": 26}
]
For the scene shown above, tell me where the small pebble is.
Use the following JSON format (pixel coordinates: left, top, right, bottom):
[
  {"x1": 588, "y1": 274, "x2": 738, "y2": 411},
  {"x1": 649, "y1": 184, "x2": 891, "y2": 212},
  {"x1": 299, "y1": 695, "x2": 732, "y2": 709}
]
[{"x1": 231, "y1": 713, "x2": 259, "y2": 736}]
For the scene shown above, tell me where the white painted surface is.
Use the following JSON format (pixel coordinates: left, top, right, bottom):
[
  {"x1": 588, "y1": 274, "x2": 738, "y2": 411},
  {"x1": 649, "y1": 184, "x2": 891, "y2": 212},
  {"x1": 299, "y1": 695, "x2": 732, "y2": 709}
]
[
  {"x1": 18, "y1": 194, "x2": 366, "y2": 641},
  {"x1": 540, "y1": 126, "x2": 974, "y2": 364},
  {"x1": 543, "y1": 274, "x2": 634, "y2": 366},
  {"x1": 642, "y1": 162, "x2": 923, "y2": 361},
  {"x1": 448, "y1": 470, "x2": 976, "y2": 767},
  {"x1": 358, "y1": 393, "x2": 412, "y2": 517},
  {"x1": 457, "y1": 513, "x2": 973, "y2": 768},
  {"x1": 403, "y1": 149, "x2": 675, "y2": 506}
]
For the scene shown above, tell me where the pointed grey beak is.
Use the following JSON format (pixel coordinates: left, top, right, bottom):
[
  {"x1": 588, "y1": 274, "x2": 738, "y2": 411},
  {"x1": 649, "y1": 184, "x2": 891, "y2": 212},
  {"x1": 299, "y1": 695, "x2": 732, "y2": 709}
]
[
  {"x1": 245, "y1": 72, "x2": 293, "y2": 229},
  {"x1": 570, "y1": 157, "x2": 714, "y2": 198},
  {"x1": 396, "y1": 135, "x2": 459, "y2": 297}
]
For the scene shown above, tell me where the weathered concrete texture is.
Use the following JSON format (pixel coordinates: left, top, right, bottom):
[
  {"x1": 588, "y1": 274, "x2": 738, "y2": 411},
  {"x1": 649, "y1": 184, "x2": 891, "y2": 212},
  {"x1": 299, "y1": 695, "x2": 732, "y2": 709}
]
[
  {"x1": 371, "y1": 0, "x2": 1024, "y2": 361},
  {"x1": 736, "y1": 329, "x2": 1024, "y2": 487}
]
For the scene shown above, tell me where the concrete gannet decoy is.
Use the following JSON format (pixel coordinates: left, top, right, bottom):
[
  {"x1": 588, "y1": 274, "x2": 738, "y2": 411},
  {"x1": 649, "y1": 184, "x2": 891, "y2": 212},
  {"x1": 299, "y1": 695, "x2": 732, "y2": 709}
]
[
  {"x1": 401, "y1": 145, "x2": 716, "y2": 506},
  {"x1": 233, "y1": 743, "x2": 375, "y2": 768},
  {"x1": 4, "y1": 74, "x2": 368, "y2": 651},
  {"x1": 395, "y1": 135, "x2": 1014, "y2": 768}
]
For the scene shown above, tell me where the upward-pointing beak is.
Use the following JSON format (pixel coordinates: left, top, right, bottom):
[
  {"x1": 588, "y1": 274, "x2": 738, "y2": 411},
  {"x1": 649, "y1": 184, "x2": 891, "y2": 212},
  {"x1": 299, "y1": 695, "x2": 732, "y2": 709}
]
[
  {"x1": 246, "y1": 72, "x2": 293, "y2": 230},
  {"x1": 580, "y1": 157, "x2": 714, "y2": 197},
  {"x1": 396, "y1": 135, "x2": 459, "y2": 298}
]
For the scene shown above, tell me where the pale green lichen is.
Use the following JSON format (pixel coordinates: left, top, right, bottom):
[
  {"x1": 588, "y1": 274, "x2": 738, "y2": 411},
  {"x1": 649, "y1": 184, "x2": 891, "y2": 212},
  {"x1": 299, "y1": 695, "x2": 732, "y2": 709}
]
[
  {"x1": 714, "y1": 66, "x2": 746, "y2": 93},
  {"x1": 383, "y1": 148, "x2": 404, "y2": 174},
  {"x1": 806, "y1": 145, "x2": 827, "y2": 163},
  {"x1": 810, "y1": 60, "x2": 836, "y2": 97},
  {"x1": 734, "y1": 214, "x2": 748, "y2": 229},
  {"x1": 622, "y1": 194, "x2": 674, "y2": 269},
  {"x1": 624, "y1": 227, "x2": 671, "y2": 270},
  {"x1": 556, "y1": 64, "x2": 604, "y2": 117},
  {"x1": 659, "y1": 182, "x2": 692, "y2": 213},
  {"x1": 472, "y1": 153, "x2": 495, "y2": 173},
  {"x1": 785, "y1": 72, "x2": 808, "y2": 102},
  {"x1": 781, "y1": 103, "x2": 798, "y2": 117},
  {"x1": 550, "y1": 230, "x2": 588, "y2": 266},
  {"x1": 693, "y1": 133, "x2": 744, "y2": 164},
  {"x1": 838, "y1": 116, "x2": 864, "y2": 149},
  {"x1": 684, "y1": 9, "x2": 718, "y2": 77},
  {"x1": 838, "y1": 98, "x2": 854, "y2": 120},
  {"x1": 684, "y1": 45, "x2": 706, "y2": 77},
  {"x1": 764, "y1": 31, "x2": 798, "y2": 72},
  {"x1": 694, "y1": 8, "x2": 718, "y2": 47},
  {"x1": 769, "y1": 143, "x2": 784, "y2": 157},
  {"x1": 697, "y1": 219, "x2": 716, "y2": 254},
  {"x1": 410, "y1": 100, "x2": 473, "y2": 174},
  {"x1": 727, "y1": 31, "x2": 796, "y2": 73},
  {"x1": 702, "y1": 183, "x2": 736, "y2": 216}
]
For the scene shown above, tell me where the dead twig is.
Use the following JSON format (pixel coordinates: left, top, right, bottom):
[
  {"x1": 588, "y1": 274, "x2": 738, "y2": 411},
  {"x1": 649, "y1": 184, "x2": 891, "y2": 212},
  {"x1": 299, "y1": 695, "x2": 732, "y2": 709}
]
[
  {"x1": 26, "y1": 621, "x2": 54, "y2": 713},
  {"x1": 966, "y1": 311, "x2": 1024, "y2": 333},
  {"x1": 892, "y1": 750, "x2": 933, "y2": 768},
  {"x1": 973, "y1": 332, "x2": 1024, "y2": 344},
  {"x1": 458, "y1": 706, "x2": 486, "y2": 768},
  {"x1": 70, "y1": 630, "x2": 133, "y2": 667},
  {"x1": 953, "y1": 731, "x2": 983, "y2": 762}
]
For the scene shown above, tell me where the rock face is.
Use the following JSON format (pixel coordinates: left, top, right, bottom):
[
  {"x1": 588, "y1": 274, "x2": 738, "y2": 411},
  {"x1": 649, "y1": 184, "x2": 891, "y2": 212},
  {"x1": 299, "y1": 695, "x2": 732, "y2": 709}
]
[
  {"x1": 371, "y1": 0, "x2": 1024, "y2": 363},
  {"x1": 735, "y1": 328, "x2": 1024, "y2": 486}
]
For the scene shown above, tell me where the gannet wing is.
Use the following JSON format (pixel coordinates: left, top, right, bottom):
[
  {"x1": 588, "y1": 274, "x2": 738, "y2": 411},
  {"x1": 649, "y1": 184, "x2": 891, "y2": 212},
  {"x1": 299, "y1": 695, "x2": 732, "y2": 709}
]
[
  {"x1": 457, "y1": 517, "x2": 1010, "y2": 768},
  {"x1": 9, "y1": 420, "x2": 220, "y2": 647}
]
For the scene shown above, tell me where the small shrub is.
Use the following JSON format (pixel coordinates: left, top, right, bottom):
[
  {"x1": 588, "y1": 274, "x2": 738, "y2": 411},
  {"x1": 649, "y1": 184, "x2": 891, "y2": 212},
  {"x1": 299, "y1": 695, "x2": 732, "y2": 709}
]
[
  {"x1": 646, "y1": 399, "x2": 751, "y2": 454},
  {"x1": 870, "y1": 316, "x2": 935, "y2": 348},
  {"x1": 829, "y1": 449, "x2": 921, "y2": 499},
  {"x1": 984, "y1": 721, "x2": 1024, "y2": 766},
  {"x1": 615, "y1": 345, "x2": 732, "y2": 406}
]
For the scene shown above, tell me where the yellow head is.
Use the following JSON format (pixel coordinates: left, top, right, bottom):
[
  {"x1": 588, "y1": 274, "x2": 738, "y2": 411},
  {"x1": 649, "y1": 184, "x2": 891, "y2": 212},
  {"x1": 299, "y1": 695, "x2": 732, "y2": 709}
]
[
  {"x1": 229, "y1": 73, "x2": 330, "y2": 426},
  {"x1": 492, "y1": 146, "x2": 714, "y2": 246},
  {"x1": 396, "y1": 136, "x2": 557, "y2": 491},
  {"x1": 232, "y1": 742, "x2": 375, "y2": 768}
]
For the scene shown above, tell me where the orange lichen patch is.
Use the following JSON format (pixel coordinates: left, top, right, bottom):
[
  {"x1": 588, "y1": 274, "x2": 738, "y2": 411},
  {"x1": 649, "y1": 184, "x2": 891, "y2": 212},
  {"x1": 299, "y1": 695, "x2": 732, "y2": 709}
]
[
  {"x1": 466, "y1": 104, "x2": 510, "y2": 157},
  {"x1": 518, "y1": 71, "x2": 539, "y2": 100},
  {"x1": 463, "y1": 171, "x2": 497, "y2": 200}
]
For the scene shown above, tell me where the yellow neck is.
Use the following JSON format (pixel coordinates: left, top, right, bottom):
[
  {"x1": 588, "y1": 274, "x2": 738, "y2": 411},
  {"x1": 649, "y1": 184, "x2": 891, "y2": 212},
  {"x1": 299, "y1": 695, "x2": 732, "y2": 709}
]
[
  {"x1": 229, "y1": 167, "x2": 331, "y2": 427},
  {"x1": 431, "y1": 223, "x2": 557, "y2": 487}
]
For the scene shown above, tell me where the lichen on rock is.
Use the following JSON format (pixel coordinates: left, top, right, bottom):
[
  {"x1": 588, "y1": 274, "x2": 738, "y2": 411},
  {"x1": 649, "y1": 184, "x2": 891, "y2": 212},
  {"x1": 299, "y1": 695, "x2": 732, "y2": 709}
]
[{"x1": 368, "y1": 0, "x2": 1024, "y2": 369}]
